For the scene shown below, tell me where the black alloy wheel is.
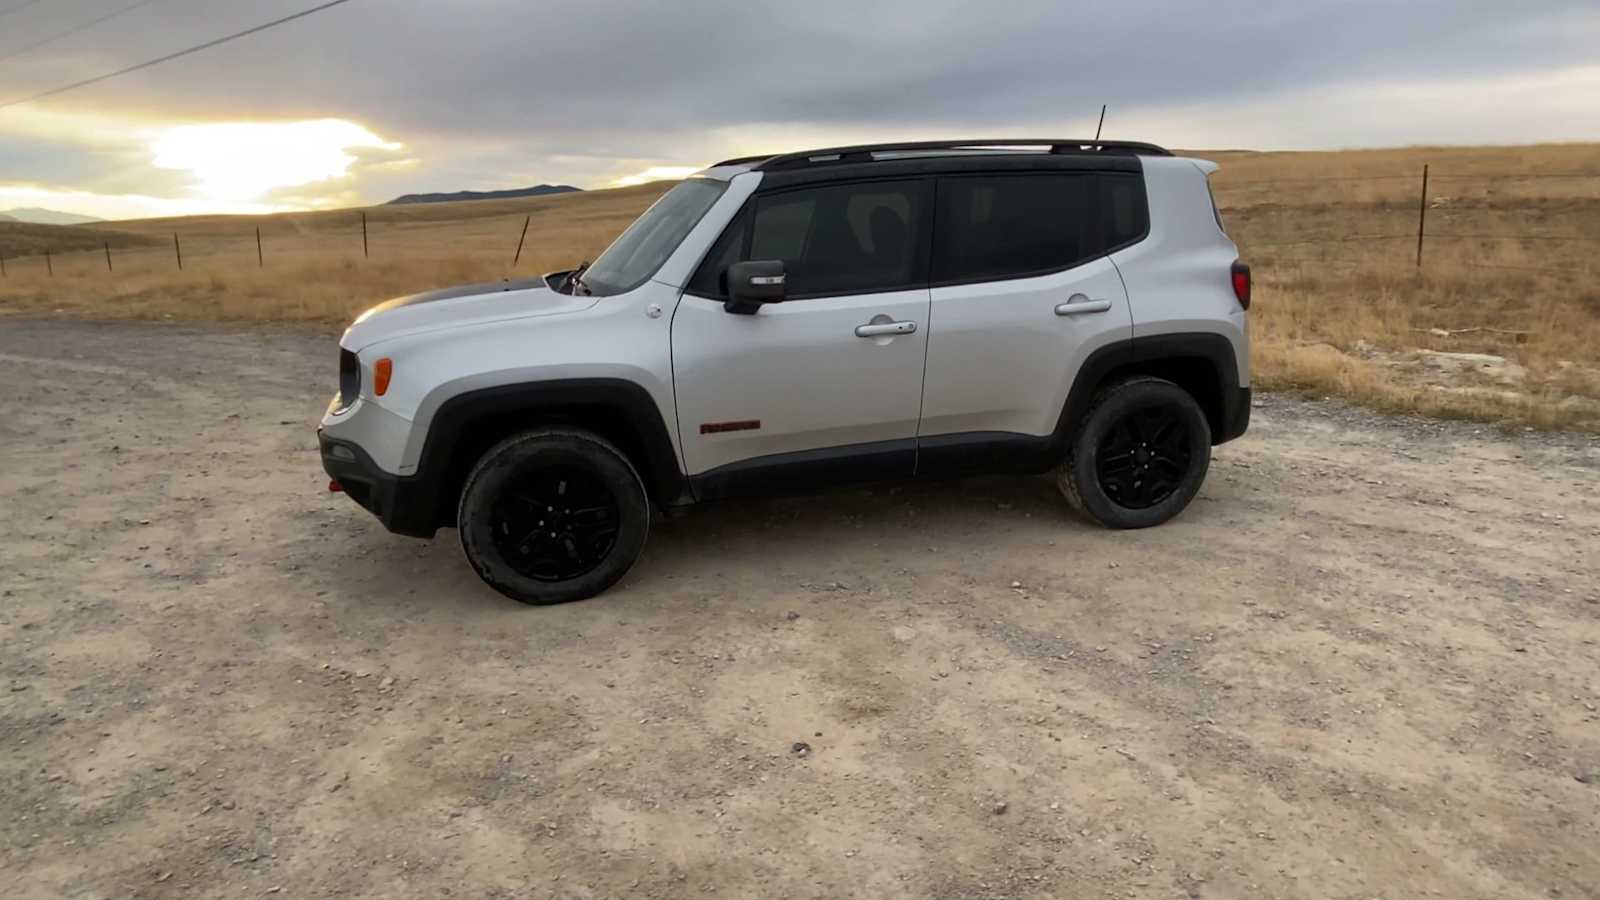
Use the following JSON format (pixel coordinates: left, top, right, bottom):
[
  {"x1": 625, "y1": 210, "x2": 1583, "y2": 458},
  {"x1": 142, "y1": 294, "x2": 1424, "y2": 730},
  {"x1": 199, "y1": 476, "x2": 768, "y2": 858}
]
[
  {"x1": 1093, "y1": 407, "x2": 1194, "y2": 510},
  {"x1": 1057, "y1": 376, "x2": 1212, "y2": 529},
  {"x1": 490, "y1": 464, "x2": 620, "y2": 582},
  {"x1": 457, "y1": 428, "x2": 650, "y2": 605}
]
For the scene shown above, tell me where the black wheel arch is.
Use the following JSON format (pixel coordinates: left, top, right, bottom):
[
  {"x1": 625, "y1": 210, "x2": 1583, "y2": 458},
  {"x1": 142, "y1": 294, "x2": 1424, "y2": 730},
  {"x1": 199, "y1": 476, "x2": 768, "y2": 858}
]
[
  {"x1": 1055, "y1": 332, "x2": 1249, "y2": 450},
  {"x1": 412, "y1": 379, "x2": 689, "y2": 533}
]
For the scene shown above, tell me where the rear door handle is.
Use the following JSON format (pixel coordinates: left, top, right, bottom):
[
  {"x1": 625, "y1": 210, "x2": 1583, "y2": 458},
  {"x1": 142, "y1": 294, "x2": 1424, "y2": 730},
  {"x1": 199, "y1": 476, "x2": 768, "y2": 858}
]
[
  {"x1": 855, "y1": 320, "x2": 917, "y2": 337},
  {"x1": 1055, "y1": 294, "x2": 1113, "y2": 316}
]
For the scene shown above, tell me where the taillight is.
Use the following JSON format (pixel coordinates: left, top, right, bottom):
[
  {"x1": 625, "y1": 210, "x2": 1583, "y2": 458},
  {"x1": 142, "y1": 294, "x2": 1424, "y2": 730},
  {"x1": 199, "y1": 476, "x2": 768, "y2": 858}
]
[
  {"x1": 373, "y1": 358, "x2": 393, "y2": 396},
  {"x1": 1230, "y1": 260, "x2": 1251, "y2": 310}
]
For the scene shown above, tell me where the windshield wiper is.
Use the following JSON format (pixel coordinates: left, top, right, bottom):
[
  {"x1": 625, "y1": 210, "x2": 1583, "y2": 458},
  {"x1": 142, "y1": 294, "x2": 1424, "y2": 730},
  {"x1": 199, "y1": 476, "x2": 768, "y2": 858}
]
[{"x1": 566, "y1": 261, "x2": 592, "y2": 296}]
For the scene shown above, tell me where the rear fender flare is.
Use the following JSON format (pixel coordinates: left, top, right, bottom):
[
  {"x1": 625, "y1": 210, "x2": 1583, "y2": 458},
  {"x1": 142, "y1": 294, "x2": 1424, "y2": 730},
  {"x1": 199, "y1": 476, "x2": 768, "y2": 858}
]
[{"x1": 1053, "y1": 332, "x2": 1241, "y2": 446}]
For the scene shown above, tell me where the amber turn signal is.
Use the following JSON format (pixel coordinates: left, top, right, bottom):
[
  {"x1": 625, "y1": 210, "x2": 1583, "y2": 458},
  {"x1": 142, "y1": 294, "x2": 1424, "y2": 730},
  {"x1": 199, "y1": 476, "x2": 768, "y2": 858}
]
[{"x1": 374, "y1": 357, "x2": 393, "y2": 396}]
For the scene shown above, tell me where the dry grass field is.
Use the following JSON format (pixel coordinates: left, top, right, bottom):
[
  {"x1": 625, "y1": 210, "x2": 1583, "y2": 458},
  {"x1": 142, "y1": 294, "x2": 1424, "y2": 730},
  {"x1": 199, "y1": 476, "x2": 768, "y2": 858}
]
[
  {"x1": 1210, "y1": 143, "x2": 1600, "y2": 431},
  {"x1": 2, "y1": 143, "x2": 1598, "y2": 430}
]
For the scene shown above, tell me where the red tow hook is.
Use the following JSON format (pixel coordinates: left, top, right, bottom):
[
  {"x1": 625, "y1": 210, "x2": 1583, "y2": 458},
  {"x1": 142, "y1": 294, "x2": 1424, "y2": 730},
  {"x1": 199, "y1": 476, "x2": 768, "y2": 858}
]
[{"x1": 328, "y1": 479, "x2": 344, "y2": 493}]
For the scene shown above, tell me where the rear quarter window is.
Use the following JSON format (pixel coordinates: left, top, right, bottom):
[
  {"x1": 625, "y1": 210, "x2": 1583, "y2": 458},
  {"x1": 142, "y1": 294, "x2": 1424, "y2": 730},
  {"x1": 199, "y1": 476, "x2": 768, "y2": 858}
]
[
  {"x1": 1203, "y1": 176, "x2": 1226, "y2": 234},
  {"x1": 1101, "y1": 172, "x2": 1149, "y2": 250}
]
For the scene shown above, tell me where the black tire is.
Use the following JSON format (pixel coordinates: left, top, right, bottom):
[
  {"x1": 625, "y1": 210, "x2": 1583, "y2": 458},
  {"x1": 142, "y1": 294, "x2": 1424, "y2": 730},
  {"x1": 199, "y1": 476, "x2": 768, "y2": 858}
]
[
  {"x1": 1056, "y1": 376, "x2": 1211, "y2": 529},
  {"x1": 456, "y1": 428, "x2": 649, "y2": 605}
]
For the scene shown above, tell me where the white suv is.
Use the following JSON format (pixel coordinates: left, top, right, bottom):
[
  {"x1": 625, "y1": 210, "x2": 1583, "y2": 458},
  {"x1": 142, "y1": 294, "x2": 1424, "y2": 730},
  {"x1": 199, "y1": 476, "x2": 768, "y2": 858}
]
[{"x1": 318, "y1": 139, "x2": 1251, "y2": 604}]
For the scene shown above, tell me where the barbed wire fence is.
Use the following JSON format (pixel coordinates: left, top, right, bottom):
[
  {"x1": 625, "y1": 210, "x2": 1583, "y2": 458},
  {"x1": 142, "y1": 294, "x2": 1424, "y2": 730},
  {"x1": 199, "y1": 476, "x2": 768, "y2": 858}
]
[
  {"x1": 0, "y1": 209, "x2": 556, "y2": 279},
  {"x1": 1224, "y1": 167, "x2": 1599, "y2": 275},
  {"x1": 1, "y1": 167, "x2": 1597, "y2": 281}
]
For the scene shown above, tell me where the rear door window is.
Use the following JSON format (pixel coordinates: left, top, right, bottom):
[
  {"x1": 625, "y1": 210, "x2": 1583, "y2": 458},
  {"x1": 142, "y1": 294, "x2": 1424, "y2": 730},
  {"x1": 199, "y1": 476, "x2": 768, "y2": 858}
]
[{"x1": 931, "y1": 174, "x2": 1102, "y2": 284}]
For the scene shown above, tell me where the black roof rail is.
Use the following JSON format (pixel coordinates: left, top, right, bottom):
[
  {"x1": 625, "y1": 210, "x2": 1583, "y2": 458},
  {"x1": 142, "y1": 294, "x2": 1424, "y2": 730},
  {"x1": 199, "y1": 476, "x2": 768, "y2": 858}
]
[{"x1": 719, "y1": 138, "x2": 1171, "y2": 172}]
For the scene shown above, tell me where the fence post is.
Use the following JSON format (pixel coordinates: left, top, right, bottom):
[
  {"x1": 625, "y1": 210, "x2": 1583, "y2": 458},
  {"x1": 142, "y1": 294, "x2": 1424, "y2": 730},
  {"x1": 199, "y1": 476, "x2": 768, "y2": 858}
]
[
  {"x1": 45, "y1": 249, "x2": 53, "y2": 277},
  {"x1": 513, "y1": 215, "x2": 530, "y2": 266},
  {"x1": 104, "y1": 241, "x2": 113, "y2": 273},
  {"x1": 361, "y1": 212, "x2": 369, "y2": 258},
  {"x1": 0, "y1": 250, "x2": 6, "y2": 278},
  {"x1": 1415, "y1": 164, "x2": 1429, "y2": 268},
  {"x1": 256, "y1": 226, "x2": 264, "y2": 267},
  {"x1": 174, "y1": 233, "x2": 183, "y2": 270}
]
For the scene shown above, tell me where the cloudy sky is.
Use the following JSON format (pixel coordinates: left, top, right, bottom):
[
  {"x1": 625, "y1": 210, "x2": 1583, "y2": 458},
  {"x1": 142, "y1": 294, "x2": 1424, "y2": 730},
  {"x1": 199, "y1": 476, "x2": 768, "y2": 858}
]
[{"x1": 1, "y1": 0, "x2": 1598, "y2": 219}]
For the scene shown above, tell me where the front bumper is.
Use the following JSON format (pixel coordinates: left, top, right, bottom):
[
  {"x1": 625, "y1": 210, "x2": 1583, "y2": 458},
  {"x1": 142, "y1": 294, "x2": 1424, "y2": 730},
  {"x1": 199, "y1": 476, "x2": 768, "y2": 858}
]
[{"x1": 319, "y1": 431, "x2": 441, "y2": 538}]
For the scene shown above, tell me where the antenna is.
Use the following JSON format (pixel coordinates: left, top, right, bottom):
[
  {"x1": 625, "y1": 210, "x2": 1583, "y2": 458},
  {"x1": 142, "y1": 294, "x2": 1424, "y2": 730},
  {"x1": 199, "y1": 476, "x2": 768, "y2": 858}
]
[{"x1": 1095, "y1": 105, "x2": 1107, "y2": 141}]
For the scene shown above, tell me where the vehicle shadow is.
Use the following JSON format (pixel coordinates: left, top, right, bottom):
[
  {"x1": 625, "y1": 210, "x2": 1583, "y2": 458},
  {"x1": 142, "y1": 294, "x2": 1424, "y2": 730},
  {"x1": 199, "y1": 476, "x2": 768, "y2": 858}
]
[
  {"x1": 308, "y1": 473, "x2": 1107, "y2": 615},
  {"x1": 633, "y1": 473, "x2": 1091, "y2": 580}
]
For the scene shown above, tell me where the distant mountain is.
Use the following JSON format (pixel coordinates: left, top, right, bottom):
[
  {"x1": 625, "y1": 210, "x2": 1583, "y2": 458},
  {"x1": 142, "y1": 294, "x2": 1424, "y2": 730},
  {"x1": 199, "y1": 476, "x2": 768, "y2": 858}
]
[
  {"x1": 1, "y1": 207, "x2": 104, "y2": 226},
  {"x1": 0, "y1": 213, "x2": 15, "y2": 222},
  {"x1": 385, "y1": 184, "x2": 582, "y2": 206}
]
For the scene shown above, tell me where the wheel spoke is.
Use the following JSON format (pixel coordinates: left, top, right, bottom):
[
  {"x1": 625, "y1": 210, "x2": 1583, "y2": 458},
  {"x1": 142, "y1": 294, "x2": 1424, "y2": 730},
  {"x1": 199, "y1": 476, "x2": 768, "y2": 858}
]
[
  {"x1": 1149, "y1": 456, "x2": 1184, "y2": 477},
  {"x1": 568, "y1": 504, "x2": 612, "y2": 523},
  {"x1": 489, "y1": 463, "x2": 622, "y2": 583},
  {"x1": 1099, "y1": 452, "x2": 1136, "y2": 475}
]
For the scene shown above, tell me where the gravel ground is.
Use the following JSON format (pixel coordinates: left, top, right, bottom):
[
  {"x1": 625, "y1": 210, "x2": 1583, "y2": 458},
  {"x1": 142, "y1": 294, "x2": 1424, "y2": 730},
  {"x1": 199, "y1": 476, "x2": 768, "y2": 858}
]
[{"x1": 2, "y1": 317, "x2": 1598, "y2": 900}]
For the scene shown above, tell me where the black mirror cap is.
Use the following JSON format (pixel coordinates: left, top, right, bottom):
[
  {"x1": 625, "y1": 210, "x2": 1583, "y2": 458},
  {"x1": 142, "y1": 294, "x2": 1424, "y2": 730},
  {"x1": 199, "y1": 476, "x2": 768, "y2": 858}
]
[{"x1": 724, "y1": 260, "x2": 786, "y2": 314}]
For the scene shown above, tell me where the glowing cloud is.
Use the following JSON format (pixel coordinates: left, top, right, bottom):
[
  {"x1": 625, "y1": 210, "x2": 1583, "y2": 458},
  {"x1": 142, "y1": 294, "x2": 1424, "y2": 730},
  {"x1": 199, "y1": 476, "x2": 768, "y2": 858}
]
[
  {"x1": 151, "y1": 119, "x2": 401, "y2": 203},
  {"x1": 611, "y1": 166, "x2": 702, "y2": 187}
]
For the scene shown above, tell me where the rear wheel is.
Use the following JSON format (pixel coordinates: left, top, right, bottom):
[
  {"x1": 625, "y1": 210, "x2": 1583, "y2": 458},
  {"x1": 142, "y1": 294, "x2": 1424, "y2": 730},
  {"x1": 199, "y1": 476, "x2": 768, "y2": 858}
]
[
  {"x1": 457, "y1": 428, "x2": 649, "y2": 605},
  {"x1": 1057, "y1": 377, "x2": 1211, "y2": 529}
]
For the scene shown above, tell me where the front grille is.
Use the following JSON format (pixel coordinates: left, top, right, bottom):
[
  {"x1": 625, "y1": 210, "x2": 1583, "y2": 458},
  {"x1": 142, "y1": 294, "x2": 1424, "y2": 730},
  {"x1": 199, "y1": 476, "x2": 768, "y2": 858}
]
[{"x1": 337, "y1": 348, "x2": 360, "y2": 409}]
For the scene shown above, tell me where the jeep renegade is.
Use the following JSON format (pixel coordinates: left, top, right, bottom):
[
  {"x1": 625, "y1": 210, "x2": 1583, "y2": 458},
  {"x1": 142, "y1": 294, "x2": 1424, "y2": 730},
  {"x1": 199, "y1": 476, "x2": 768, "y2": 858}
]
[{"x1": 319, "y1": 139, "x2": 1251, "y2": 604}]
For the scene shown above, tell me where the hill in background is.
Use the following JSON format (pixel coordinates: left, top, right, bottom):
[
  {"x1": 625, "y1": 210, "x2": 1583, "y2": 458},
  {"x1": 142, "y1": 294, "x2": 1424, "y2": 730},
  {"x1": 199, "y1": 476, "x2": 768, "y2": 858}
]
[
  {"x1": 386, "y1": 184, "x2": 581, "y2": 206},
  {"x1": 0, "y1": 221, "x2": 162, "y2": 256},
  {"x1": 2, "y1": 207, "x2": 104, "y2": 226}
]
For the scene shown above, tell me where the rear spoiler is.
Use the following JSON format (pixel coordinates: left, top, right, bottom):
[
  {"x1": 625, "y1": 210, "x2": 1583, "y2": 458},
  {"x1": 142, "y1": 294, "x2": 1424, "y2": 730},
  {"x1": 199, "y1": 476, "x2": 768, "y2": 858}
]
[{"x1": 1190, "y1": 159, "x2": 1221, "y2": 176}]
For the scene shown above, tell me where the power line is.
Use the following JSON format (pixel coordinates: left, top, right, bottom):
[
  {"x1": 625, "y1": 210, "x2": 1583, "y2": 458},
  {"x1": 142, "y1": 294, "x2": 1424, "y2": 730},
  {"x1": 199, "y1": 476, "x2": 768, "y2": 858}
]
[
  {"x1": 0, "y1": 0, "x2": 355, "y2": 111},
  {"x1": 0, "y1": 0, "x2": 46, "y2": 21},
  {"x1": 0, "y1": 0, "x2": 168, "y2": 66}
]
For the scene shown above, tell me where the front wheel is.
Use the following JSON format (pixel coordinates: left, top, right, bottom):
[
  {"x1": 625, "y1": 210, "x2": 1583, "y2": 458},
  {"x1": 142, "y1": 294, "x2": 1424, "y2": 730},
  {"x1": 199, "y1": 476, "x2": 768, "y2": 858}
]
[
  {"x1": 1057, "y1": 377, "x2": 1212, "y2": 529},
  {"x1": 457, "y1": 428, "x2": 650, "y2": 605}
]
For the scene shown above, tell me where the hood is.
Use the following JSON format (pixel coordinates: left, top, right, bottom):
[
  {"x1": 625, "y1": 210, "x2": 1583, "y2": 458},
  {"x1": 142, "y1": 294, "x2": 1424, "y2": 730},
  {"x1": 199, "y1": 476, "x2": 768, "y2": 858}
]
[{"x1": 340, "y1": 277, "x2": 596, "y2": 350}]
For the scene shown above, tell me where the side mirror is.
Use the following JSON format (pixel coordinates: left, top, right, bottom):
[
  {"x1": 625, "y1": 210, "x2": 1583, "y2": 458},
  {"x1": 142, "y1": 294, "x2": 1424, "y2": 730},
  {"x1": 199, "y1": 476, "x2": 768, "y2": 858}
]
[{"x1": 724, "y1": 260, "x2": 786, "y2": 315}]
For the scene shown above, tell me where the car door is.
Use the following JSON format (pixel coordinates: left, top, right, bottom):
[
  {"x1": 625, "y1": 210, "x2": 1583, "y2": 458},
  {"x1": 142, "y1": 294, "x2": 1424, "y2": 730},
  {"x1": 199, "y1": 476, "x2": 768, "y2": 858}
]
[
  {"x1": 671, "y1": 178, "x2": 932, "y2": 499},
  {"x1": 917, "y1": 171, "x2": 1137, "y2": 471}
]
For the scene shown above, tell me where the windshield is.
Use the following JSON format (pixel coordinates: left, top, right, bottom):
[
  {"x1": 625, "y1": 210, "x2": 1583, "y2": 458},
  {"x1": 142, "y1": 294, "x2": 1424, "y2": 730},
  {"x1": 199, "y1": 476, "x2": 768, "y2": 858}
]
[{"x1": 580, "y1": 178, "x2": 727, "y2": 296}]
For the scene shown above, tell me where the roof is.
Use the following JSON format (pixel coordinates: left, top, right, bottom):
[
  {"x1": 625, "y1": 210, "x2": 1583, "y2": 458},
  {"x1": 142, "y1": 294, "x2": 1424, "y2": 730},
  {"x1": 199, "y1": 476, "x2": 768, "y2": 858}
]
[{"x1": 710, "y1": 138, "x2": 1171, "y2": 173}]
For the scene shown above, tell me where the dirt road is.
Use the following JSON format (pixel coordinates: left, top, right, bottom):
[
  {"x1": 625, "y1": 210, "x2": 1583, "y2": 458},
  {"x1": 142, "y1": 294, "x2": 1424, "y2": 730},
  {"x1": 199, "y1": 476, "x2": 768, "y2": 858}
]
[{"x1": 3, "y1": 318, "x2": 1598, "y2": 900}]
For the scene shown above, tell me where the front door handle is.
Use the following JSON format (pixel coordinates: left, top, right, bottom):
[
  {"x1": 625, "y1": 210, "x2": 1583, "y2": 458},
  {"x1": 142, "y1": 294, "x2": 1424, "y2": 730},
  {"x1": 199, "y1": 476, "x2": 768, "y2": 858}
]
[
  {"x1": 855, "y1": 320, "x2": 917, "y2": 337},
  {"x1": 1055, "y1": 293, "x2": 1113, "y2": 316}
]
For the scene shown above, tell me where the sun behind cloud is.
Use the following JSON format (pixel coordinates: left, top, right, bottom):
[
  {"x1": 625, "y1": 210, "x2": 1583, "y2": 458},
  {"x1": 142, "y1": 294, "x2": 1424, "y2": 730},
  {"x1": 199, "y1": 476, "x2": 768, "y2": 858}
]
[{"x1": 150, "y1": 119, "x2": 401, "y2": 205}]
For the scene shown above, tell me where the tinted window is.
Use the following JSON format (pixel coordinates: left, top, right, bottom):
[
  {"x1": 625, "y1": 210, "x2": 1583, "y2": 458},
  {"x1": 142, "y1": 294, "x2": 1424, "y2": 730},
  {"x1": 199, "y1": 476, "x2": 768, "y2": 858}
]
[
  {"x1": 685, "y1": 209, "x2": 747, "y2": 298},
  {"x1": 688, "y1": 180, "x2": 928, "y2": 298},
  {"x1": 932, "y1": 174, "x2": 1102, "y2": 284},
  {"x1": 1102, "y1": 173, "x2": 1149, "y2": 248}
]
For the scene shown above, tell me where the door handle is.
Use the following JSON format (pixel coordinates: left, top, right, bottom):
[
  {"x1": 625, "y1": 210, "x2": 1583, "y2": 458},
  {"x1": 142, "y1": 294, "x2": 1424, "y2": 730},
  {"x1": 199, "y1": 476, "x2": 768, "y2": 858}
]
[
  {"x1": 855, "y1": 320, "x2": 917, "y2": 337},
  {"x1": 1055, "y1": 294, "x2": 1113, "y2": 316}
]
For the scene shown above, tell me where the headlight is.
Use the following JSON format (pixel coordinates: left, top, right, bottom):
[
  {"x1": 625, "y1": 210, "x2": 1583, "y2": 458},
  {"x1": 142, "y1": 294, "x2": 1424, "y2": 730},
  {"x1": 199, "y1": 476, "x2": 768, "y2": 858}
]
[{"x1": 336, "y1": 348, "x2": 360, "y2": 412}]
